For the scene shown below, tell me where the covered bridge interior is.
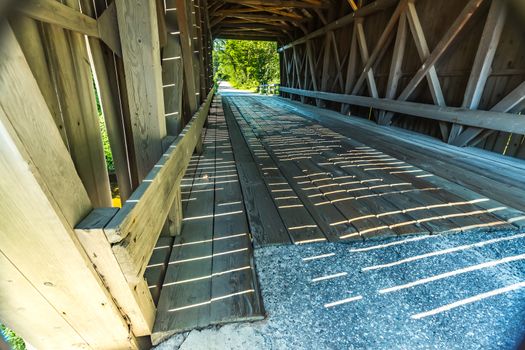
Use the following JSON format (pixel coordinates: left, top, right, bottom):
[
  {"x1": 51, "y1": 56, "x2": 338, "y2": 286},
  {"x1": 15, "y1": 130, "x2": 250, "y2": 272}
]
[{"x1": 1, "y1": 0, "x2": 525, "y2": 348}]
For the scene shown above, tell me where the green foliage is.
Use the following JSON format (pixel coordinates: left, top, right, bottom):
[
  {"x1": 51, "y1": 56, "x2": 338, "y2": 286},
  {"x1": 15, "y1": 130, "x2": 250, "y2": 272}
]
[
  {"x1": 99, "y1": 113, "x2": 114, "y2": 173},
  {"x1": 213, "y1": 39, "x2": 279, "y2": 90},
  {"x1": 92, "y1": 78, "x2": 114, "y2": 173},
  {"x1": 1, "y1": 324, "x2": 26, "y2": 350}
]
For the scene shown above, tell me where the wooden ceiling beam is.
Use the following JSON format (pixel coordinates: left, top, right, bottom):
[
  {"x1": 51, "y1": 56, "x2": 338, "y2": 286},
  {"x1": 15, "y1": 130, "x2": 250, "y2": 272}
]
[
  {"x1": 221, "y1": 0, "x2": 329, "y2": 9},
  {"x1": 221, "y1": 13, "x2": 303, "y2": 22}
]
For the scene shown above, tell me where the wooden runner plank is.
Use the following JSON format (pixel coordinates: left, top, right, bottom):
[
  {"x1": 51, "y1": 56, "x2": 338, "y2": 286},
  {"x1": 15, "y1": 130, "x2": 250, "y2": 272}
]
[
  {"x1": 228, "y1": 99, "x2": 326, "y2": 244},
  {"x1": 152, "y1": 124, "x2": 216, "y2": 343},
  {"x1": 222, "y1": 97, "x2": 290, "y2": 246},
  {"x1": 210, "y1": 105, "x2": 264, "y2": 324}
]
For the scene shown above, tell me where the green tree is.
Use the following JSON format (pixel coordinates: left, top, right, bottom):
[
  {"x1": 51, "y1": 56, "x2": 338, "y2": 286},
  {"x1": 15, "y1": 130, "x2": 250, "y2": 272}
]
[{"x1": 214, "y1": 39, "x2": 279, "y2": 90}]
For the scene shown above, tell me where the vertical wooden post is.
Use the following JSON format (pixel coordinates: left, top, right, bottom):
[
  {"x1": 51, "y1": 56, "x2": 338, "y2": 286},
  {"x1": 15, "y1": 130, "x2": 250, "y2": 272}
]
[
  {"x1": 449, "y1": 0, "x2": 507, "y2": 144},
  {"x1": 115, "y1": 0, "x2": 167, "y2": 182},
  {"x1": 40, "y1": 13, "x2": 112, "y2": 207},
  {"x1": 164, "y1": 0, "x2": 185, "y2": 136},
  {"x1": 379, "y1": 11, "x2": 407, "y2": 124},
  {"x1": 341, "y1": 25, "x2": 358, "y2": 114},
  {"x1": 81, "y1": 0, "x2": 135, "y2": 202},
  {"x1": 176, "y1": 0, "x2": 199, "y2": 115},
  {"x1": 10, "y1": 15, "x2": 69, "y2": 146},
  {"x1": 195, "y1": 0, "x2": 207, "y2": 102}
]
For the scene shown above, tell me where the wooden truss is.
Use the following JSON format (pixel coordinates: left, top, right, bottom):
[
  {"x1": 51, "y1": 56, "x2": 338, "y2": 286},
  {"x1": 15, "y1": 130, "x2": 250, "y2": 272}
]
[{"x1": 279, "y1": 0, "x2": 525, "y2": 146}]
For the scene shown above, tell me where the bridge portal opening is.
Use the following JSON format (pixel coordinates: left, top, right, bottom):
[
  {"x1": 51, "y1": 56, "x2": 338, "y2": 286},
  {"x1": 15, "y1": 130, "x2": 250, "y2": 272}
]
[{"x1": 213, "y1": 39, "x2": 280, "y2": 94}]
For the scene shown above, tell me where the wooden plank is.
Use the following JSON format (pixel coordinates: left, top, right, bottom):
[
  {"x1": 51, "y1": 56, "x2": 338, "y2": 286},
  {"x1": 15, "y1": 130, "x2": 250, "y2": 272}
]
[
  {"x1": 210, "y1": 103, "x2": 264, "y2": 324},
  {"x1": 223, "y1": 97, "x2": 290, "y2": 246},
  {"x1": 378, "y1": 11, "x2": 407, "y2": 124},
  {"x1": 176, "y1": 0, "x2": 199, "y2": 114},
  {"x1": 462, "y1": 0, "x2": 507, "y2": 110},
  {"x1": 10, "y1": 15, "x2": 68, "y2": 146},
  {"x1": 97, "y1": 1, "x2": 123, "y2": 56},
  {"x1": 152, "y1": 122, "x2": 216, "y2": 344},
  {"x1": 105, "y1": 91, "x2": 213, "y2": 288},
  {"x1": 455, "y1": 82, "x2": 525, "y2": 145},
  {"x1": 236, "y1": 99, "x2": 361, "y2": 240},
  {"x1": 341, "y1": 24, "x2": 358, "y2": 114},
  {"x1": 18, "y1": 0, "x2": 99, "y2": 37},
  {"x1": 229, "y1": 97, "x2": 326, "y2": 244},
  {"x1": 75, "y1": 208, "x2": 155, "y2": 336},
  {"x1": 115, "y1": 0, "x2": 167, "y2": 181},
  {"x1": 449, "y1": 0, "x2": 506, "y2": 144},
  {"x1": 272, "y1": 97, "x2": 517, "y2": 231},
  {"x1": 354, "y1": 18, "x2": 379, "y2": 98},
  {"x1": 0, "y1": 24, "x2": 135, "y2": 348},
  {"x1": 163, "y1": 32, "x2": 184, "y2": 135},
  {"x1": 41, "y1": 18, "x2": 112, "y2": 207},
  {"x1": 80, "y1": 0, "x2": 134, "y2": 201},
  {"x1": 0, "y1": 250, "x2": 87, "y2": 349},
  {"x1": 305, "y1": 40, "x2": 321, "y2": 106},
  {"x1": 18, "y1": 0, "x2": 122, "y2": 56},
  {"x1": 453, "y1": 80, "x2": 525, "y2": 146},
  {"x1": 397, "y1": 0, "x2": 449, "y2": 140},
  {"x1": 280, "y1": 87, "x2": 525, "y2": 134}
]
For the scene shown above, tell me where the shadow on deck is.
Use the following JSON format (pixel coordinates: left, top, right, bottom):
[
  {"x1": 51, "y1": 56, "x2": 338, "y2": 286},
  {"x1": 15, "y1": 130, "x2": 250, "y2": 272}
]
[{"x1": 146, "y1": 92, "x2": 525, "y2": 345}]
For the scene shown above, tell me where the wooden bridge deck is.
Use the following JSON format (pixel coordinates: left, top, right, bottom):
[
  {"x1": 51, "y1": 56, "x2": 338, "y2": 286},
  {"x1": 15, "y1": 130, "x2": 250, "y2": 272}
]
[{"x1": 148, "y1": 94, "x2": 522, "y2": 344}]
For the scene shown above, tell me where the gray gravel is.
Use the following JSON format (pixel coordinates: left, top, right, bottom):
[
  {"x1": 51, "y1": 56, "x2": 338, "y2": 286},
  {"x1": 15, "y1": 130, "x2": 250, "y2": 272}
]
[{"x1": 155, "y1": 229, "x2": 525, "y2": 350}]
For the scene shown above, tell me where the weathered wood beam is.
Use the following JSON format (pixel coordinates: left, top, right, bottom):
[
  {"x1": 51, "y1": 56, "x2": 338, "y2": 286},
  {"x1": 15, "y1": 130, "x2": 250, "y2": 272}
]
[
  {"x1": 18, "y1": 0, "x2": 98, "y2": 37},
  {"x1": 452, "y1": 80, "x2": 525, "y2": 146},
  {"x1": 278, "y1": 0, "x2": 398, "y2": 51},
  {"x1": 306, "y1": 40, "x2": 321, "y2": 105},
  {"x1": 176, "y1": 0, "x2": 199, "y2": 114},
  {"x1": 115, "y1": 0, "x2": 167, "y2": 182},
  {"x1": 10, "y1": 16, "x2": 68, "y2": 145},
  {"x1": 355, "y1": 18, "x2": 379, "y2": 98},
  {"x1": 448, "y1": 0, "x2": 507, "y2": 145},
  {"x1": 195, "y1": 0, "x2": 207, "y2": 103},
  {"x1": 280, "y1": 87, "x2": 525, "y2": 135},
  {"x1": 81, "y1": 0, "x2": 134, "y2": 202},
  {"x1": 75, "y1": 209, "x2": 155, "y2": 336},
  {"x1": 394, "y1": 0, "x2": 485, "y2": 102},
  {"x1": 351, "y1": 0, "x2": 406, "y2": 95},
  {"x1": 341, "y1": 23, "x2": 358, "y2": 114},
  {"x1": 221, "y1": 0, "x2": 329, "y2": 8},
  {"x1": 40, "y1": 7, "x2": 112, "y2": 207},
  {"x1": 215, "y1": 34, "x2": 279, "y2": 41},
  {"x1": 378, "y1": 10, "x2": 407, "y2": 124},
  {"x1": 222, "y1": 13, "x2": 303, "y2": 22},
  {"x1": 347, "y1": 0, "x2": 359, "y2": 11},
  {"x1": 0, "y1": 24, "x2": 136, "y2": 348},
  {"x1": 403, "y1": 0, "x2": 449, "y2": 139},
  {"x1": 104, "y1": 91, "x2": 214, "y2": 287},
  {"x1": 164, "y1": 5, "x2": 185, "y2": 135},
  {"x1": 18, "y1": 0, "x2": 122, "y2": 56}
]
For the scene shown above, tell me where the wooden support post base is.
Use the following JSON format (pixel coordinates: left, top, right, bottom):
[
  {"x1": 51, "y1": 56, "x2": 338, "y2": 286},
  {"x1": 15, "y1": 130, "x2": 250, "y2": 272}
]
[
  {"x1": 194, "y1": 132, "x2": 204, "y2": 155},
  {"x1": 167, "y1": 183, "x2": 183, "y2": 236}
]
